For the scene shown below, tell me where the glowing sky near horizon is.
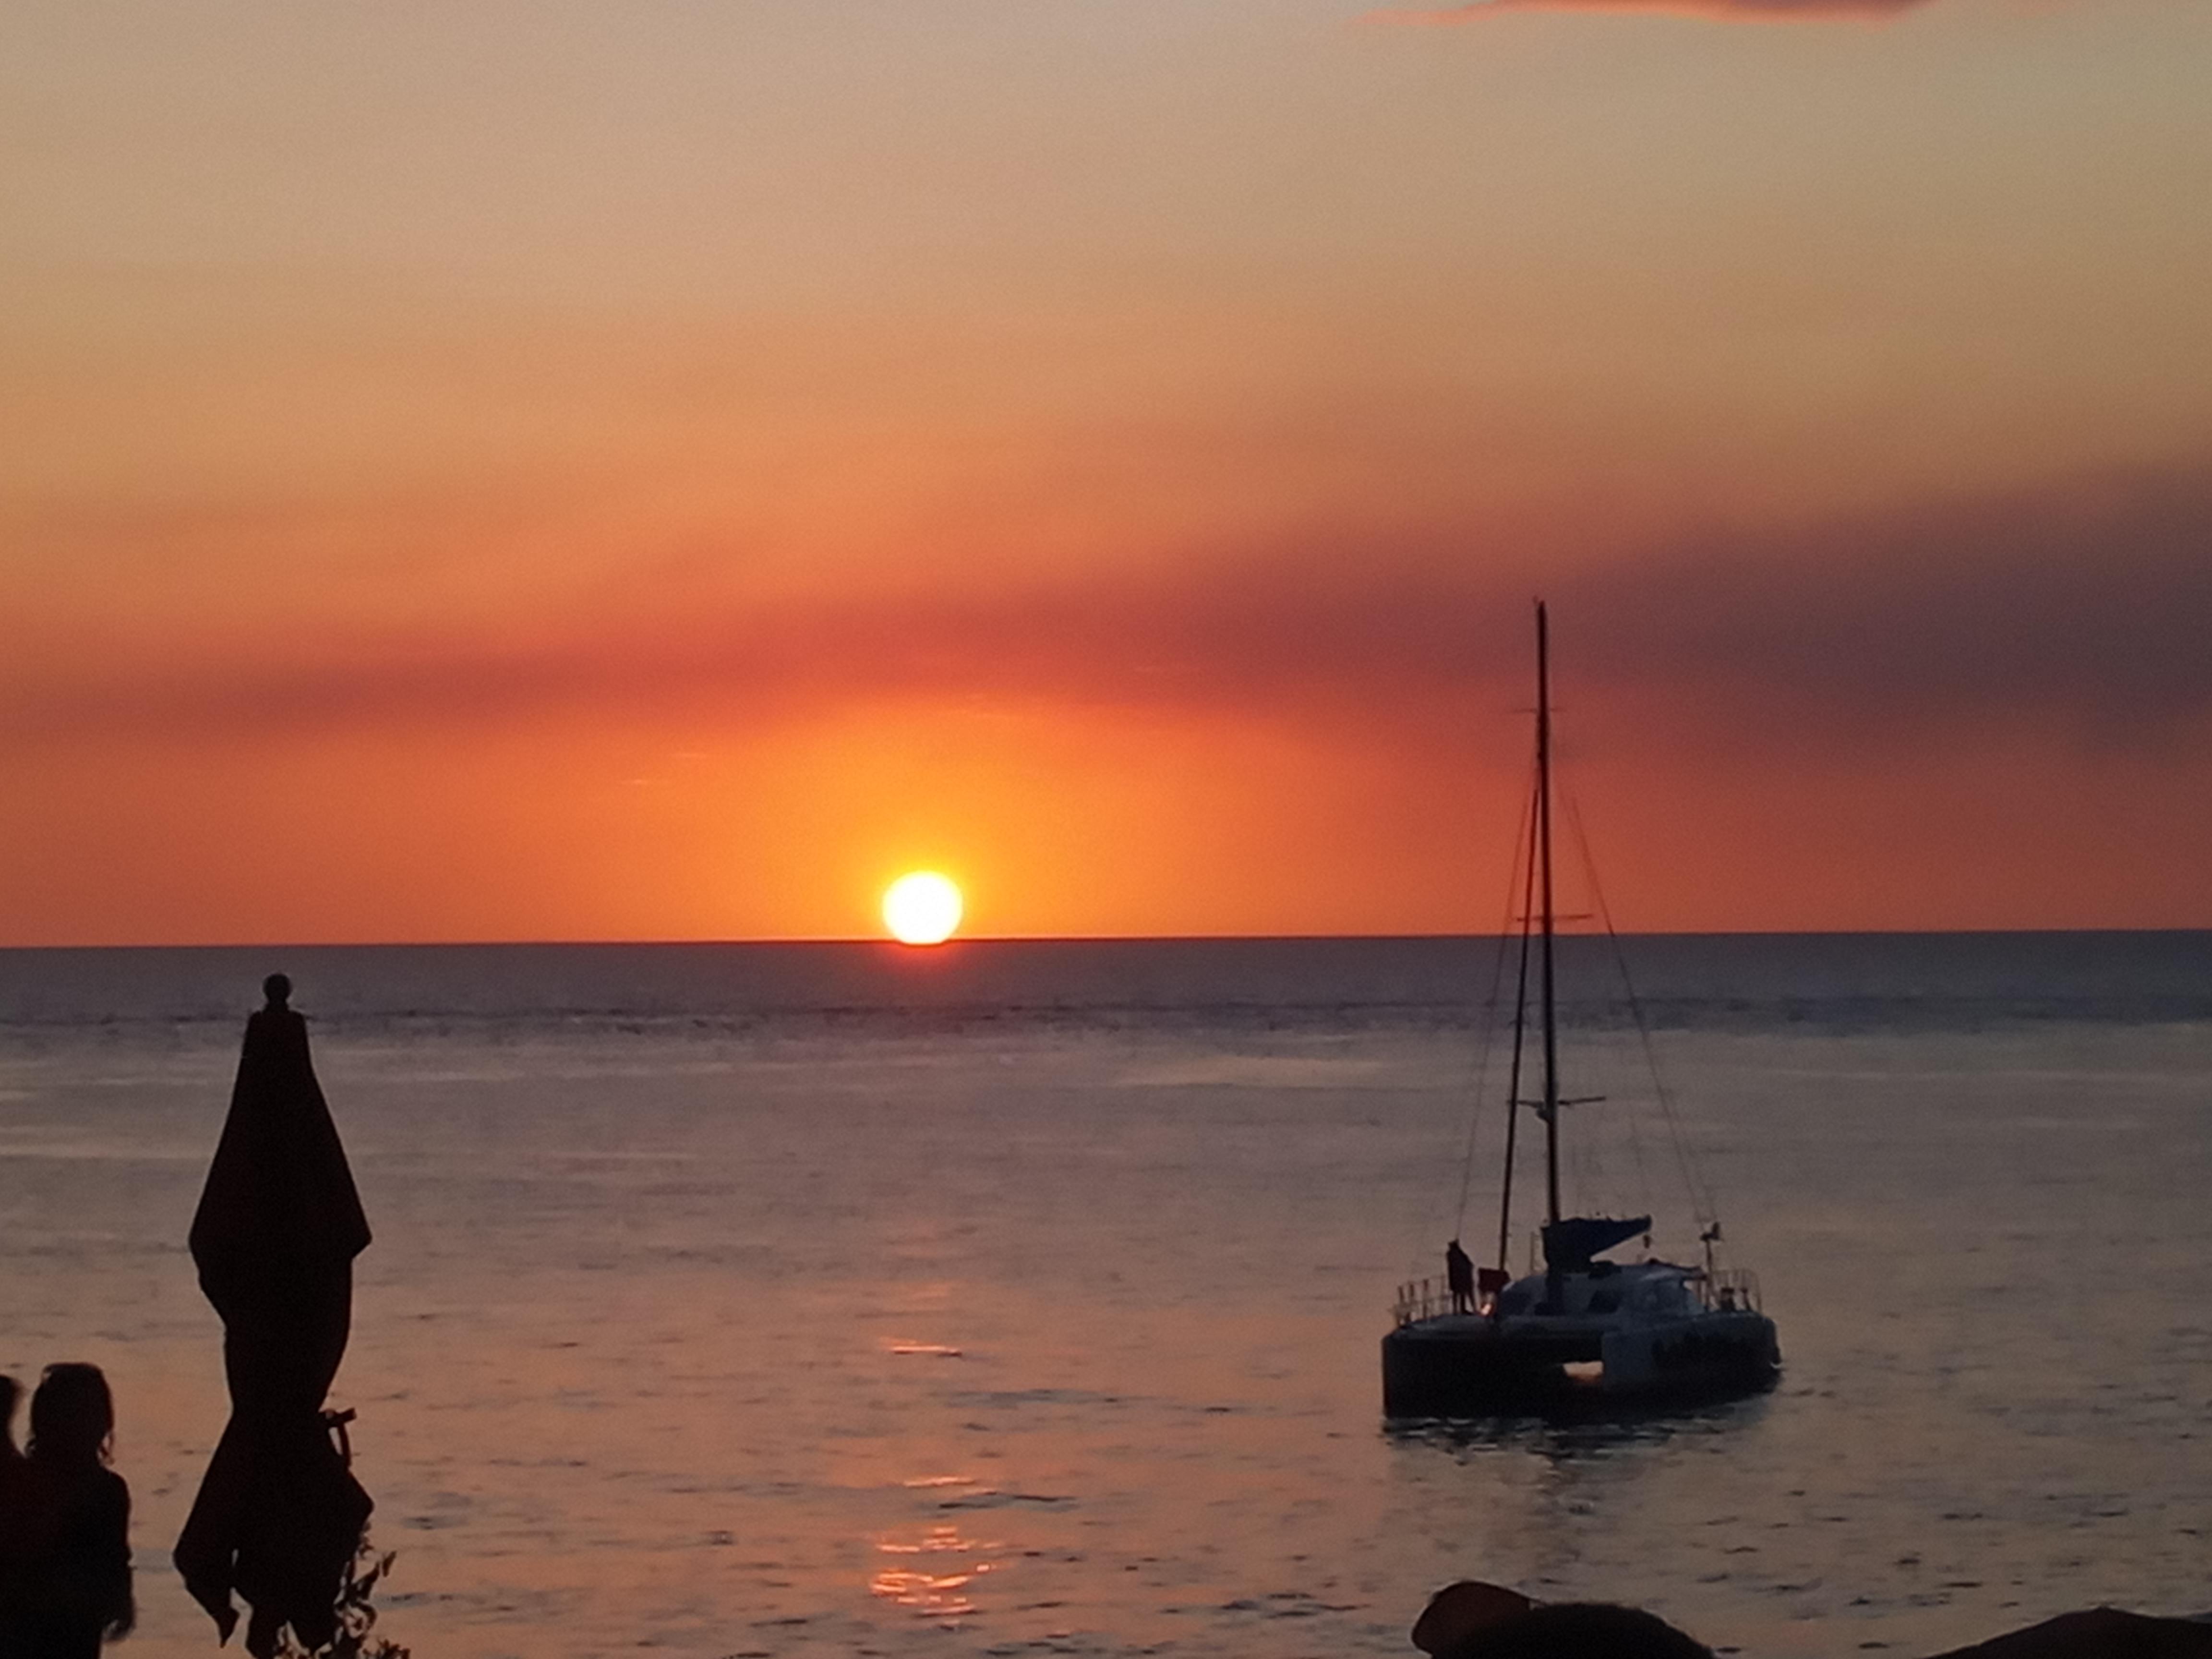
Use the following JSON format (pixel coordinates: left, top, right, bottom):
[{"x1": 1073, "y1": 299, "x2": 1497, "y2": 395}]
[{"x1": 4, "y1": 0, "x2": 2210, "y2": 943}]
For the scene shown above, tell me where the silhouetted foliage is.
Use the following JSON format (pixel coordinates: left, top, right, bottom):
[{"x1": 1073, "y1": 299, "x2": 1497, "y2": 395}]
[{"x1": 272, "y1": 1535, "x2": 408, "y2": 1659}]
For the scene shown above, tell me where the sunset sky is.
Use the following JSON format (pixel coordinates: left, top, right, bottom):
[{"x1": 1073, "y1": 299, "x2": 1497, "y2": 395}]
[{"x1": 6, "y1": 0, "x2": 2209, "y2": 943}]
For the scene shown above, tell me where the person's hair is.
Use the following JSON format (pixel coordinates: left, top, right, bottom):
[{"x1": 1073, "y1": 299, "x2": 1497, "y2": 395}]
[{"x1": 28, "y1": 1363, "x2": 115, "y2": 1467}]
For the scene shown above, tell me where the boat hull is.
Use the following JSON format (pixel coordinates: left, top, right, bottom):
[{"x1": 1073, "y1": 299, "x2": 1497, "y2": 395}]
[{"x1": 1381, "y1": 1310, "x2": 1779, "y2": 1419}]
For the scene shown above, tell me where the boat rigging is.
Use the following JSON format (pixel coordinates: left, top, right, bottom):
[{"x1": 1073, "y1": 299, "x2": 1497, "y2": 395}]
[{"x1": 1381, "y1": 602, "x2": 1780, "y2": 1417}]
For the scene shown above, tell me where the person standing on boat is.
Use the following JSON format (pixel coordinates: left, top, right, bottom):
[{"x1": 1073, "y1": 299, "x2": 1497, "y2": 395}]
[{"x1": 1445, "y1": 1240, "x2": 1476, "y2": 1314}]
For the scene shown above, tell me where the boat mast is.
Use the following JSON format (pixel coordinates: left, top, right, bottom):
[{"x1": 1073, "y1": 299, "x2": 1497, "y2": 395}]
[
  {"x1": 1495, "y1": 785, "x2": 1538, "y2": 1274},
  {"x1": 1536, "y1": 601, "x2": 1562, "y2": 1229}
]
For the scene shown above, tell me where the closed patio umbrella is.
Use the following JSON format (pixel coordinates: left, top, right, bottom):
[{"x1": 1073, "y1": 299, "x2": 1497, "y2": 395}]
[{"x1": 174, "y1": 975, "x2": 373, "y2": 1656}]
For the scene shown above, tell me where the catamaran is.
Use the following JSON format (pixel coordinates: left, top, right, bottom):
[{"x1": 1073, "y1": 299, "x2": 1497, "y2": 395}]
[{"x1": 1381, "y1": 604, "x2": 1780, "y2": 1417}]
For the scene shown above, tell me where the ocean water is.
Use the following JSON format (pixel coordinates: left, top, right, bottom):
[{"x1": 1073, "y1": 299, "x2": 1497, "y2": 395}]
[{"x1": 1, "y1": 935, "x2": 2209, "y2": 1659}]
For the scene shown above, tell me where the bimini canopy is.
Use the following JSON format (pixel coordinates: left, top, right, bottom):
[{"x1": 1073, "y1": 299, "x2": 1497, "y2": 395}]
[{"x1": 1541, "y1": 1215, "x2": 1650, "y2": 1272}]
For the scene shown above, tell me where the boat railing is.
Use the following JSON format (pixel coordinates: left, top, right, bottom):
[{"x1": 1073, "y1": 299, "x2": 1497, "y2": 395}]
[
  {"x1": 1399, "y1": 1267, "x2": 1762, "y2": 1322},
  {"x1": 1393, "y1": 1276, "x2": 1458, "y2": 1325},
  {"x1": 1700, "y1": 1267, "x2": 1762, "y2": 1313}
]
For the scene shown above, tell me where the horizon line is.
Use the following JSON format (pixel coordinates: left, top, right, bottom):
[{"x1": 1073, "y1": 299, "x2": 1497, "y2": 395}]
[{"x1": 3, "y1": 926, "x2": 2208, "y2": 952}]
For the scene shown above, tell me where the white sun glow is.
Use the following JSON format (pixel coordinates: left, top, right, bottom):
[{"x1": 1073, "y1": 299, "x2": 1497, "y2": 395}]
[{"x1": 882, "y1": 872, "x2": 963, "y2": 946}]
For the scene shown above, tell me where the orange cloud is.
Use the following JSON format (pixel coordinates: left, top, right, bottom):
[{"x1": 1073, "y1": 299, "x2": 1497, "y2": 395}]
[
  {"x1": 1371, "y1": 0, "x2": 1929, "y2": 22},
  {"x1": 7, "y1": 465, "x2": 2209, "y2": 943}
]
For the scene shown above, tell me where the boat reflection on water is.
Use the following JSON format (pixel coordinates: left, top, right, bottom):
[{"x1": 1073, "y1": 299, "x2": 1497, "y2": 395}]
[{"x1": 1382, "y1": 1389, "x2": 1775, "y2": 1451}]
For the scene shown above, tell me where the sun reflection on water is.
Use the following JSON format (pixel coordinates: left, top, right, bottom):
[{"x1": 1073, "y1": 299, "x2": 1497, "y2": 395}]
[{"x1": 870, "y1": 1523, "x2": 1007, "y2": 1622}]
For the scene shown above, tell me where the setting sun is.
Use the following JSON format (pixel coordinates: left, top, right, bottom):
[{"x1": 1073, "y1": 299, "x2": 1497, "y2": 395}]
[{"x1": 882, "y1": 872, "x2": 963, "y2": 946}]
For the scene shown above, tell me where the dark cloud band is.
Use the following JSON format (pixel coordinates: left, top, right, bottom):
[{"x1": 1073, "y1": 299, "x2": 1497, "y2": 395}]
[{"x1": 6, "y1": 465, "x2": 2209, "y2": 762}]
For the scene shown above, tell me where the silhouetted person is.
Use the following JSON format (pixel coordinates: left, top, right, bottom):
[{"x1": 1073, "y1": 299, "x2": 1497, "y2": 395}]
[
  {"x1": 0, "y1": 1364, "x2": 134, "y2": 1659},
  {"x1": 0, "y1": 1376, "x2": 20, "y2": 1581},
  {"x1": 0, "y1": 1376, "x2": 20, "y2": 1604},
  {"x1": 1445, "y1": 1239, "x2": 1476, "y2": 1314},
  {"x1": 174, "y1": 974, "x2": 373, "y2": 1657}
]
